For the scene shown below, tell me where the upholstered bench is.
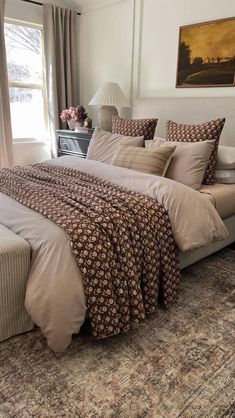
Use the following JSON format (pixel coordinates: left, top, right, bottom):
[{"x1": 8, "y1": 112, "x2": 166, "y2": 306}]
[{"x1": 0, "y1": 224, "x2": 34, "y2": 342}]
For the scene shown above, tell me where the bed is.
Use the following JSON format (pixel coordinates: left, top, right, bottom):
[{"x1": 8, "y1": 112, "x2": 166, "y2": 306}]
[{"x1": 0, "y1": 96, "x2": 234, "y2": 351}]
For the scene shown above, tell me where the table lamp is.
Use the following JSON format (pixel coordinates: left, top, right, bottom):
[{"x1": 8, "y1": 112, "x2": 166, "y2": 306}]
[{"x1": 89, "y1": 82, "x2": 130, "y2": 132}]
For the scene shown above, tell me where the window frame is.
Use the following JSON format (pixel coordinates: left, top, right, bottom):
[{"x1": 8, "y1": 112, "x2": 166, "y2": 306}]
[{"x1": 4, "y1": 18, "x2": 48, "y2": 143}]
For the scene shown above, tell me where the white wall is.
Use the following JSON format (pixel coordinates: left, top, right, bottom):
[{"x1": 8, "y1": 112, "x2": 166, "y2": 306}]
[
  {"x1": 79, "y1": 0, "x2": 135, "y2": 125},
  {"x1": 13, "y1": 141, "x2": 51, "y2": 165},
  {"x1": 79, "y1": 0, "x2": 235, "y2": 126},
  {"x1": 140, "y1": 0, "x2": 235, "y2": 97},
  {"x1": 5, "y1": 0, "x2": 81, "y2": 165}
]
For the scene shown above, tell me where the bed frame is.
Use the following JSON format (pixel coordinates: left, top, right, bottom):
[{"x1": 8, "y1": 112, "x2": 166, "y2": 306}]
[
  {"x1": 179, "y1": 215, "x2": 235, "y2": 268},
  {"x1": 132, "y1": 96, "x2": 235, "y2": 268}
]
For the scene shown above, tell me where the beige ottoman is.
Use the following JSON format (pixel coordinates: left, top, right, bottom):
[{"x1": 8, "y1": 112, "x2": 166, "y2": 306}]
[{"x1": 0, "y1": 224, "x2": 34, "y2": 342}]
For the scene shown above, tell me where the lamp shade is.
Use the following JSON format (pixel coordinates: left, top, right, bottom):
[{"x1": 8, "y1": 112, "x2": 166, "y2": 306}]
[{"x1": 89, "y1": 82, "x2": 130, "y2": 107}]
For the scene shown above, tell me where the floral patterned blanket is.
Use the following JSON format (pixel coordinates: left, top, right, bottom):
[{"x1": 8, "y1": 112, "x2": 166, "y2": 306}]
[{"x1": 0, "y1": 163, "x2": 180, "y2": 338}]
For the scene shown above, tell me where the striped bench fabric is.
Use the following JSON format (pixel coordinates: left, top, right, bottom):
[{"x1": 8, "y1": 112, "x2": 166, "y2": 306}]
[{"x1": 0, "y1": 224, "x2": 34, "y2": 342}]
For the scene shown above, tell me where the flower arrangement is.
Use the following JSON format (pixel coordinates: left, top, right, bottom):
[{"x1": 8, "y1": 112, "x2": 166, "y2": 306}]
[{"x1": 60, "y1": 106, "x2": 88, "y2": 128}]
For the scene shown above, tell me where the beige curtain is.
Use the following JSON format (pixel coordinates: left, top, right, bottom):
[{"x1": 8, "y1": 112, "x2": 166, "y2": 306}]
[
  {"x1": 43, "y1": 4, "x2": 79, "y2": 156},
  {"x1": 0, "y1": 0, "x2": 13, "y2": 168}
]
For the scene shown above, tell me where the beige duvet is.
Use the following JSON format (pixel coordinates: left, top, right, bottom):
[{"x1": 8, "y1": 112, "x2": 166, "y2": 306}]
[{"x1": 0, "y1": 157, "x2": 228, "y2": 351}]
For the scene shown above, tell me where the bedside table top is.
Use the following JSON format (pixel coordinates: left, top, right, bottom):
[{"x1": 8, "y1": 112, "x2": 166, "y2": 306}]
[{"x1": 57, "y1": 128, "x2": 95, "y2": 136}]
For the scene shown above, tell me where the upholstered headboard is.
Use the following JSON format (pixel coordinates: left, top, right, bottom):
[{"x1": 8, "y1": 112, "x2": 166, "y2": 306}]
[{"x1": 132, "y1": 97, "x2": 235, "y2": 146}]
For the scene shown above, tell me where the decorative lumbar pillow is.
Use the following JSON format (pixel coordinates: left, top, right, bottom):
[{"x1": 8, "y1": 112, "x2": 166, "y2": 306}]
[
  {"x1": 145, "y1": 138, "x2": 215, "y2": 190},
  {"x1": 166, "y1": 118, "x2": 225, "y2": 185},
  {"x1": 111, "y1": 144, "x2": 176, "y2": 176},
  {"x1": 112, "y1": 115, "x2": 157, "y2": 141},
  {"x1": 216, "y1": 146, "x2": 235, "y2": 170},
  {"x1": 87, "y1": 128, "x2": 144, "y2": 164},
  {"x1": 215, "y1": 169, "x2": 235, "y2": 184}
]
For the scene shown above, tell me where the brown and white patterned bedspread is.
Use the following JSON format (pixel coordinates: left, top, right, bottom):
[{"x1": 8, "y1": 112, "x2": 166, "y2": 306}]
[{"x1": 0, "y1": 163, "x2": 180, "y2": 339}]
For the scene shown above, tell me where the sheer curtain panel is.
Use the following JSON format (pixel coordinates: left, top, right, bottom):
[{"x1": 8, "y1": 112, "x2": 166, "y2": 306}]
[
  {"x1": 0, "y1": 0, "x2": 13, "y2": 168},
  {"x1": 43, "y1": 4, "x2": 79, "y2": 156}
]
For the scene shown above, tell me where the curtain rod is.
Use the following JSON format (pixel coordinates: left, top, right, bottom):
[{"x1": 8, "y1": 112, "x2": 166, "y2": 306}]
[{"x1": 21, "y1": 0, "x2": 82, "y2": 16}]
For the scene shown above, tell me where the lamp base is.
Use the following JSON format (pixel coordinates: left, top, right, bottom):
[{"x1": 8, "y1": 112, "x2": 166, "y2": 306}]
[{"x1": 98, "y1": 106, "x2": 118, "y2": 132}]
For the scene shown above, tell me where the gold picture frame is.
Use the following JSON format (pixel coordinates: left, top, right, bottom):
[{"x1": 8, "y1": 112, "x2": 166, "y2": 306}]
[{"x1": 176, "y1": 17, "x2": 235, "y2": 88}]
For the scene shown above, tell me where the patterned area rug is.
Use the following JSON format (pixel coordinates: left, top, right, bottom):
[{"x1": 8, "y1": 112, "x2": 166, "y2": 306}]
[{"x1": 0, "y1": 248, "x2": 234, "y2": 418}]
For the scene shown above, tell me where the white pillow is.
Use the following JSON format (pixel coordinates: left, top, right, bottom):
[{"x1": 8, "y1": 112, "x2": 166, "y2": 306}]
[
  {"x1": 145, "y1": 138, "x2": 215, "y2": 190},
  {"x1": 215, "y1": 169, "x2": 235, "y2": 184},
  {"x1": 216, "y1": 146, "x2": 235, "y2": 170},
  {"x1": 87, "y1": 128, "x2": 144, "y2": 164}
]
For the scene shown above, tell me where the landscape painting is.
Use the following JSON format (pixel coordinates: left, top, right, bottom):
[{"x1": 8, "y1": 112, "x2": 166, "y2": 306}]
[{"x1": 176, "y1": 17, "x2": 235, "y2": 87}]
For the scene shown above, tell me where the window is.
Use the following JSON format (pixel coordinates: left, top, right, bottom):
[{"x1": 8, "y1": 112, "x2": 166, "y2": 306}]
[{"x1": 4, "y1": 20, "x2": 47, "y2": 141}]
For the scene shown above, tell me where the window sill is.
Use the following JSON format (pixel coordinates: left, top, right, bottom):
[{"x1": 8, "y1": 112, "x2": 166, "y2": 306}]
[{"x1": 13, "y1": 139, "x2": 48, "y2": 144}]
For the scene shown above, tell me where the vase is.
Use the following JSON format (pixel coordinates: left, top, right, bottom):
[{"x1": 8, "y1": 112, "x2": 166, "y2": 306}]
[
  {"x1": 84, "y1": 117, "x2": 92, "y2": 129},
  {"x1": 67, "y1": 120, "x2": 84, "y2": 131}
]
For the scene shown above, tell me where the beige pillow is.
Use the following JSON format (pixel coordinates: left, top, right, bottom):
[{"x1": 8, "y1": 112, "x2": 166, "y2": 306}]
[
  {"x1": 215, "y1": 169, "x2": 235, "y2": 184},
  {"x1": 87, "y1": 128, "x2": 144, "y2": 164},
  {"x1": 166, "y1": 118, "x2": 225, "y2": 185},
  {"x1": 145, "y1": 138, "x2": 215, "y2": 190},
  {"x1": 216, "y1": 145, "x2": 235, "y2": 170},
  {"x1": 111, "y1": 144, "x2": 176, "y2": 176}
]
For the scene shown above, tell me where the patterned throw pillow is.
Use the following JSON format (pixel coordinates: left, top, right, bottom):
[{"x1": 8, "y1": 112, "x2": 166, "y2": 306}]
[
  {"x1": 111, "y1": 144, "x2": 176, "y2": 176},
  {"x1": 112, "y1": 115, "x2": 157, "y2": 141},
  {"x1": 166, "y1": 118, "x2": 225, "y2": 185}
]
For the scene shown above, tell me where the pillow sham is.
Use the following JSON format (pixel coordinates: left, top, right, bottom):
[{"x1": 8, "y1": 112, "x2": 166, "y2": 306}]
[
  {"x1": 111, "y1": 144, "x2": 176, "y2": 176},
  {"x1": 215, "y1": 169, "x2": 235, "y2": 184},
  {"x1": 87, "y1": 128, "x2": 144, "y2": 164},
  {"x1": 216, "y1": 145, "x2": 235, "y2": 170},
  {"x1": 166, "y1": 118, "x2": 225, "y2": 185},
  {"x1": 145, "y1": 138, "x2": 215, "y2": 190},
  {"x1": 112, "y1": 115, "x2": 157, "y2": 141}
]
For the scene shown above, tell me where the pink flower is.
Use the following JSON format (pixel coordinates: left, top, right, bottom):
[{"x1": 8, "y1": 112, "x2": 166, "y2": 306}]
[
  {"x1": 60, "y1": 105, "x2": 88, "y2": 123},
  {"x1": 60, "y1": 109, "x2": 72, "y2": 121}
]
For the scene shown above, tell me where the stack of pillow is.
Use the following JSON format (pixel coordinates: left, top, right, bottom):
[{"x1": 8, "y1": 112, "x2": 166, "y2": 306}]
[
  {"x1": 87, "y1": 115, "x2": 234, "y2": 190},
  {"x1": 87, "y1": 117, "x2": 176, "y2": 177}
]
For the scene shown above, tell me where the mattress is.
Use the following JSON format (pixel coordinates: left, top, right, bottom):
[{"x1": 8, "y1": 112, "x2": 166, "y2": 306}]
[{"x1": 200, "y1": 183, "x2": 235, "y2": 219}]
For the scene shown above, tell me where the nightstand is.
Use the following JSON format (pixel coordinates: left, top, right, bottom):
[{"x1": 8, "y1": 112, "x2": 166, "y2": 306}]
[{"x1": 56, "y1": 128, "x2": 95, "y2": 158}]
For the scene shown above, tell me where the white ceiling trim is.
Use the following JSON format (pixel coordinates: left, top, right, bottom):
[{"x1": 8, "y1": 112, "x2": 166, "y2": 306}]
[{"x1": 75, "y1": 0, "x2": 126, "y2": 13}]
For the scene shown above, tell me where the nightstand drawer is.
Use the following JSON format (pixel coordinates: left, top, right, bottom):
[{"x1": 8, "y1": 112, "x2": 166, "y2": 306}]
[
  {"x1": 56, "y1": 129, "x2": 94, "y2": 158},
  {"x1": 59, "y1": 137, "x2": 89, "y2": 155}
]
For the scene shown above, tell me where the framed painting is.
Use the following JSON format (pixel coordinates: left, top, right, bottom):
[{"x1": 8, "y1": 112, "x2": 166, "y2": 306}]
[{"x1": 176, "y1": 17, "x2": 235, "y2": 88}]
